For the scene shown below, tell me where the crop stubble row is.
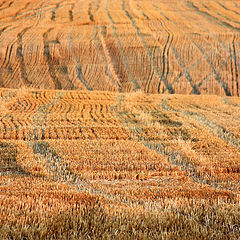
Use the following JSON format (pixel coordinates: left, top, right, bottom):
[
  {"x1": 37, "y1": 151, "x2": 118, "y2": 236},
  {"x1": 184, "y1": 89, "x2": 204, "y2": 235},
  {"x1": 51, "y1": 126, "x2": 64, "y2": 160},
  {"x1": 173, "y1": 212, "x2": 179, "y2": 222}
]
[{"x1": 0, "y1": 0, "x2": 240, "y2": 95}]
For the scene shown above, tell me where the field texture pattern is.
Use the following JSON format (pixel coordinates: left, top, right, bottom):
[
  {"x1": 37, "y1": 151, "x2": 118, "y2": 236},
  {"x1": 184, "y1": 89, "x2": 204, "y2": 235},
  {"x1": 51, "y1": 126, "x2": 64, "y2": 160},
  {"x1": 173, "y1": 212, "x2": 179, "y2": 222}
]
[
  {"x1": 0, "y1": 88, "x2": 240, "y2": 238},
  {"x1": 0, "y1": 0, "x2": 240, "y2": 95}
]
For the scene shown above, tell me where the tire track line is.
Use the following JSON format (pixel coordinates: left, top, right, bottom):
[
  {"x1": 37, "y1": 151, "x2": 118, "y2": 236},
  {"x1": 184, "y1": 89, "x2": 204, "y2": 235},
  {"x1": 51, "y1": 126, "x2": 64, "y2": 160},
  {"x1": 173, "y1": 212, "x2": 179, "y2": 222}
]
[
  {"x1": 202, "y1": 2, "x2": 240, "y2": 26},
  {"x1": 146, "y1": 3, "x2": 201, "y2": 94},
  {"x1": 179, "y1": 2, "x2": 240, "y2": 95},
  {"x1": 0, "y1": 1, "x2": 6, "y2": 8},
  {"x1": 88, "y1": 2, "x2": 94, "y2": 22},
  {"x1": 92, "y1": 26, "x2": 116, "y2": 90},
  {"x1": 153, "y1": 2, "x2": 235, "y2": 95},
  {"x1": 0, "y1": 0, "x2": 13, "y2": 12},
  {"x1": 43, "y1": 28, "x2": 75, "y2": 90},
  {"x1": 216, "y1": 1, "x2": 240, "y2": 16},
  {"x1": 112, "y1": 94, "x2": 237, "y2": 192},
  {"x1": 14, "y1": 1, "x2": 30, "y2": 18},
  {"x1": 122, "y1": 0, "x2": 174, "y2": 93},
  {"x1": 105, "y1": 0, "x2": 140, "y2": 91},
  {"x1": 28, "y1": 91, "x2": 148, "y2": 208},
  {"x1": 188, "y1": 2, "x2": 240, "y2": 32},
  {"x1": 136, "y1": 2, "x2": 155, "y2": 93},
  {"x1": 161, "y1": 98, "x2": 240, "y2": 151},
  {"x1": 16, "y1": 27, "x2": 33, "y2": 86},
  {"x1": 51, "y1": 3, "x2": 60, "y2": 21},
  {"x1": 68, "y1": 29, "x2": 92, "y2": 91},
  {"x1": 189, "y1": 38, "x2": 231, "y2": 96},
  {"x1": 0, "y1": 42, "x2": 16, "y2": 87},
  {"x1": 98, "y1": 28, "x2": 122, "y2": 91},
  {"x1": 232, "y1": 37, "x2": 239, "y2": 96},
  {"x1": 69, "y1": 3, "x2": 74, "y2": 22},
  {"x1": 43, "y1": 28, "x2": 62, "y2": 89}
]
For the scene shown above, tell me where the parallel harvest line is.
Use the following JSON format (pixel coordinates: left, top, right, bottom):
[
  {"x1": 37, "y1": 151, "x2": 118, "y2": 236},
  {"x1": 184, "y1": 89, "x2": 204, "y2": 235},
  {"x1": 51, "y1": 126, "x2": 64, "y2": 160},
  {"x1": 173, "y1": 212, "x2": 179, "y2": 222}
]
[
  {"x1": 105, "y1": 0, "x2": 140, "y2": 91},
  {"x1": 122, "y1": 0, "x2": 174, "y2": 93}
]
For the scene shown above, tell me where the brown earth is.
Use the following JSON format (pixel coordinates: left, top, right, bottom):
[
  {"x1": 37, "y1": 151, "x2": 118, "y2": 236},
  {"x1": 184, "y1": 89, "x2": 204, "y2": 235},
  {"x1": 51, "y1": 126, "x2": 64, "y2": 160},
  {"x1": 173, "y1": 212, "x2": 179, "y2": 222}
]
[{"x1": 0, "y1": 0, "x2": 240, "y2": 95}]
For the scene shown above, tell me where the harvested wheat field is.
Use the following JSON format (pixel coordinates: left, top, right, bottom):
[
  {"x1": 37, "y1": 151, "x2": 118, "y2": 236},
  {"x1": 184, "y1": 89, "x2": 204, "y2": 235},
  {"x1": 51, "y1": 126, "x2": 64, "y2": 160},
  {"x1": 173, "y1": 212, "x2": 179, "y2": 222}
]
[
  {"x1": 0, "y1": 0, "x2": 240, "y2": 95},
  {"x1": 0, "y1": 0, "x2": 240, "y2": 239},
  {"x1": 0, "y1": 88, "x2": 239, "y2": 239}
]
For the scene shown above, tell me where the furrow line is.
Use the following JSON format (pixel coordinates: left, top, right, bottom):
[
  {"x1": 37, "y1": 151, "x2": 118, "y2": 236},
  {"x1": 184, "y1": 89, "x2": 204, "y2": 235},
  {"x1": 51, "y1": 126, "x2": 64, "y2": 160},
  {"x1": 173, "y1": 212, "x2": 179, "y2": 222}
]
[
  {"x1": 43, "y1": 28, "x2": 62, "y2": 89},
  {"x1": 189, "y1": 38, "x2": 231, "y2": 96},
  {"x1": 68, "y1": 29, "x2": 92, "y2": 90},
  {"x1": 188, "y1": 2, "x2": 240, "y2": 32},
  {"x1": 69, "y1": 3, "x2": 74, "y2": 22},
  {"x1": 14, "y1": 2, "x2": 30, "y2": 18},
  {"x1": 216, "y1": 1, "x2": 240, "y2": 16},
  {"x1": 0, "y1": 0, "x2": 13, "y2": 12},
  {"x1": 232, "y1": 37, "x2": 239, "y2": 96},
  {"x1": 16, "y1": 27, "x2": 32, "y2": 86},
  {"x1": 122, "y1": 0, "x2": 174, "y2": 93},
  {"x1": 98, "y1": 29, "x2": 122, "y2": 91},
  {"x1": 156, "y1": 2, "x2": 238, "y2": 95},
  {"x1": 105, "y1": 0, "x2": 140, "y2": 91},
  {"x1": 137, "y1": 2, "x2": 200, "y2": 94}
]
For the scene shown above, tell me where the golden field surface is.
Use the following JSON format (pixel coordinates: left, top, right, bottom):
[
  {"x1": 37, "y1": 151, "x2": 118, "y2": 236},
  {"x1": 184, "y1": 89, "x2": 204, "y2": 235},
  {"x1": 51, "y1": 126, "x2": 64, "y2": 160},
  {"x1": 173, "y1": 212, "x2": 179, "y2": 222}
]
[
  {"x1": 0, "y1": 88, "x2": 240, "y2": 239},
  {"x1": 1, "y1": 0, "x2": 240, "y2": 239},
  {"x1": 0, "y1": 0, "x2": 240, "y2": 95}
]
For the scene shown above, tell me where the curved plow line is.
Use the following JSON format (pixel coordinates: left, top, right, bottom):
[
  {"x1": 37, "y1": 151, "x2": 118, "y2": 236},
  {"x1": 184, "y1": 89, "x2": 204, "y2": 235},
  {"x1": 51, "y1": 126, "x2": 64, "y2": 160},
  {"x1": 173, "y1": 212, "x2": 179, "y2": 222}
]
[
  {"x1": 232, "y1": 37, "x2": 239, "y2": 96},
  {"x1": 7, "y1": 3, "x2": 65, "y2": 22},
  {"x1": 0, "y1": 1, "x2": 13, "y2": 12},
  {"x1": 150, "y1": 2, "x2": 200, "y2": 93},
  {"x1": 14, "y1": 6, "x2": 44, "y2": 87},
  {"x1": 136, "y1": 1, "x2": 156, "y2": 93},
  {"x1": 14, "y1": 2, "x2": 30, "y2": 18},
  {"x1": 0, "y1": 31, "x2": 18, "y2": 86},
  {"x1": 189, "y1": 38, "x2": 231, "y2": 96},
  {"x1": 156, "y1": 2, "x2": 237, "y2": 96},
  {"x1": 50, "y1": 1, "x2": 66, "y2": 21},
  {"x1": 189, "y1": 2, "x2": 240, "y2": 32},
  {"x1": 190, "y1": 41, "x2": 240, "y2": 92},
  {"x1": 137, "y1": 1, "x2": 199, "y2": 94},
  {"x1": 43, "y1": 28, "x2": 75, "y2": 90},
  {"x1": 215, "y1": 1, "x2": 240, "y2": 17},
  {"x1": 201, "y1": 2, "x2": 240, "y2": 27},
  {"x1": 16, "y1": 27, "x2": 33, "y2": 86},
  {"x1": 98, "y1": 29, "x2": 123, "y2": 91},
  {"x1": 92, "y1": 26, "x2": 120, "y2": 91},
  {"x1": 144, "y1": 36, "x2": 159, "y2": 93},
  {"x1": 69, "y1": 3, "x2": 74, "y2": 21},
  {"x1": 88, "y1": 0, "x2": 100, "y2": 23},
  {"x1": 152, "y1": 2, "x2": 237, "y2": 95},
  {"x1": 184, "y1": 2, "x2": 238, "y2": 95},
  {"x1": 68, "y1": 29, "x2": 92, "y2": 91},
  {"x1": 105, "y1": 0, "x2": 140, "y2": 91},
  {"x1": 122, "y1": 0, "x2": 174, "y2": 93}
]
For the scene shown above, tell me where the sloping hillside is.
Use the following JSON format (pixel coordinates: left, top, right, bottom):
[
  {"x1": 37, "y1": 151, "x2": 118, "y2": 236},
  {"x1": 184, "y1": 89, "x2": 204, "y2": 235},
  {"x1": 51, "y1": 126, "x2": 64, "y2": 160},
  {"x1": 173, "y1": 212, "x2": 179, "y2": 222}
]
[
  {"x1": 0, "y1": 0, "x2": 240, "y2": 95},
  {"x1": 0, "y1": 88, "x2": 240, "y2": 238}
]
